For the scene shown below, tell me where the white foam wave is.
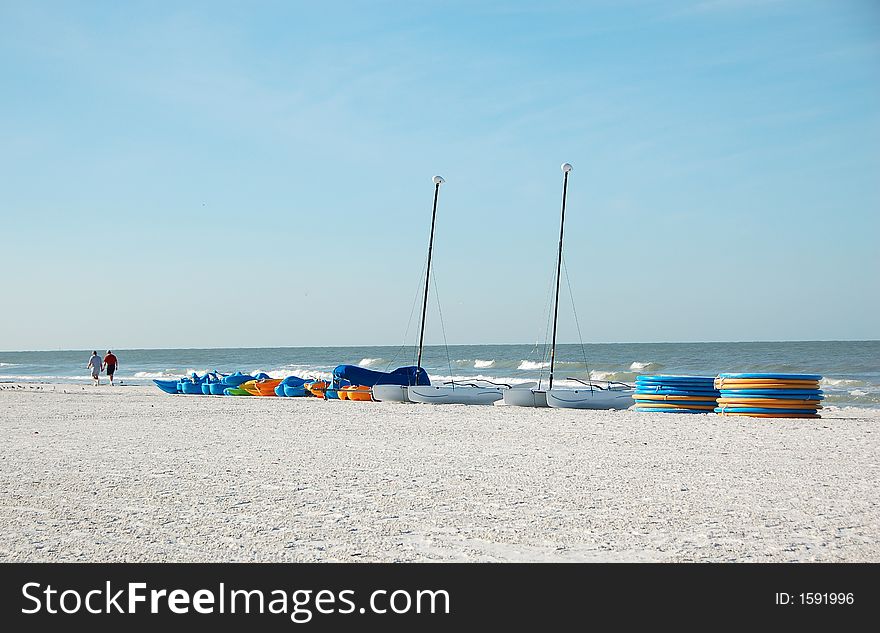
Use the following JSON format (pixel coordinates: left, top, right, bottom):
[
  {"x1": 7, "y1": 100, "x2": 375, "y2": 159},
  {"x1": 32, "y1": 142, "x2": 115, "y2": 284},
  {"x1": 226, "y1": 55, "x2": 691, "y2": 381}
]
[
  {"x1": 590, "y1": 370, "x2": 638, "y2": 382},
  {"x1": 822, "y1": 378, "x2": 865, "y2": 387},
  {"x1": 359, "y1": 358, "x2": 383, "y2": 367},
  {"x1": 474, "y1": 359, "x2": 495, "y2": 369},
  {"x1": 134, "y1": 371, "x2": 185, "y2": 379},
  {"x1": 0, "y1": 363, "x2": 20, "y2": 367},
  {"x1": 428, "y1": 373, "x2": 539, "y2": 386},
  {"x1": 427, "y1": 374, "x2": 604, "y2": 389},
  {"x1": 629, "y1": 361, "x2": 663, "y2": 372},
  {"x1": 256, "y1": 367, "x2": 333, "y2": 381},
  {"x1": 518, "y1": 360, "x2": 549, "y2": 371}
]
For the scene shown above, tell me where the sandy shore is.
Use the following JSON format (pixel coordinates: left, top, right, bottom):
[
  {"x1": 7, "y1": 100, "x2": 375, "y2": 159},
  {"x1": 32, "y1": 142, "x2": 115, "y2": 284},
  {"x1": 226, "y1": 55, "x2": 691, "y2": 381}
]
[{"x1": 1, "y1": 382, "x2": 877, "y2": 562}]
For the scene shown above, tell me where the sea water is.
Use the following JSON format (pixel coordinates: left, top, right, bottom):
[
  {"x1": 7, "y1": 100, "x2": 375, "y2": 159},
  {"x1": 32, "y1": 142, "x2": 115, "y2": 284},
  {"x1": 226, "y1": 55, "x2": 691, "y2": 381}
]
[{"x1": 1, "y1": 341, "x2": 878, "y2": 409}]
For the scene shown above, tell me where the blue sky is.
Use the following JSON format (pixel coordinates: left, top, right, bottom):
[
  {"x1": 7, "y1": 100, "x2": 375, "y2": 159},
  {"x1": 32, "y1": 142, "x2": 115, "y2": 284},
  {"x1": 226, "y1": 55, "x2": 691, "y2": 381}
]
[{"x1": 1, "y1": 0, "x2": 878, "y2": 350}]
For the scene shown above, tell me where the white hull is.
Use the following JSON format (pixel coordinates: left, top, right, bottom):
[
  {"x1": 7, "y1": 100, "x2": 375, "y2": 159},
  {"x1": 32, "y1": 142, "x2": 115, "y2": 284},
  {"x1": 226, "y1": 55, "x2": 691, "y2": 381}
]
[
  {"x1": 407, "y1": 385, "x2": 504, "y2": 405},
  {"x1": 501, "y1": 384, "x2": 548, "y2": 408},
  {"x1": 371, "y1": 384, "x2": 411, "y2": 403},
  {"x1": 546, "y1": 388, "x2": 633, "y2": 410}
]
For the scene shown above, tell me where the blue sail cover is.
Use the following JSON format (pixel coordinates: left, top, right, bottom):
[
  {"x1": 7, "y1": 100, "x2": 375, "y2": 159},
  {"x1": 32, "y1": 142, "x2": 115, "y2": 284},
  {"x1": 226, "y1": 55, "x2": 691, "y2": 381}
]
[{"x1": 332, "y1": 365, "x2": 430, "y2": 388}]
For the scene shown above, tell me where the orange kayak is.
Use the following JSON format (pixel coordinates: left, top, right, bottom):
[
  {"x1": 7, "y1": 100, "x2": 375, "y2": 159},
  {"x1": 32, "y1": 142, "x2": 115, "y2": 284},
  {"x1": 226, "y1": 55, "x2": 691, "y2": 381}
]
[
  {"x1": 306, "y1": 380, "x2": 329, "y2": 398},
  {"x1": 242, "y1": 379, "x2": 282, "y2": 396},
  {"x1": 340, "y1": 385, "x2": 372, "y2": 401}
]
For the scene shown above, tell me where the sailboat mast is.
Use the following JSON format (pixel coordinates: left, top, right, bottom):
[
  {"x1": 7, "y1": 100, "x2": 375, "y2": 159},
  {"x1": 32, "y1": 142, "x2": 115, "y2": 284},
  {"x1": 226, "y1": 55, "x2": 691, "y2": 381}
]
[
  {"x1": 416, "y1": 176, "x2": 444, "y2": 371},
  {"x1": 548, "y1": 163, "x2": 572, "y2": 390}
]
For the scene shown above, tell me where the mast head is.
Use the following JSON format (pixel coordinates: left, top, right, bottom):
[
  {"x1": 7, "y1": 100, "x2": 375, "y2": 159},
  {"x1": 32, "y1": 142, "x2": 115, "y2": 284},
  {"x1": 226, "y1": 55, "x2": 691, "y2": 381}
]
[
  {"x1": 561, "y1": 163, "x2": 573, "y2": 173},
  {"x1": 432, "y1": 175, "x2": 445, "y2": 185}
]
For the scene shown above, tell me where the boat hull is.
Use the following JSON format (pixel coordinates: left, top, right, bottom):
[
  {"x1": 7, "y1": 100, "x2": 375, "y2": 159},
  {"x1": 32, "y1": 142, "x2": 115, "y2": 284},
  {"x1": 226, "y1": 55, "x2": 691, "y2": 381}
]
[
  {"x1": 502, "y1": 387, "x2": 548, "y2": 408},
  {"x1": 407, "y1": 385, "x2": 504, "y2": 405},
  {"x1": 546, "y1": 388, "x2": 634, "y2": 410},
  {"x1": 371, "y1": 384, "x2": 411, "y2": 402}
]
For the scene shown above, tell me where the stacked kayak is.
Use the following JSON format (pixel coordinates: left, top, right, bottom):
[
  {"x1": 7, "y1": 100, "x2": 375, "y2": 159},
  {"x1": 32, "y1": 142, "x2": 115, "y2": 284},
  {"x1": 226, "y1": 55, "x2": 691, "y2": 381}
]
[
  {"x1": 222, "y1": 371, "x2": 256, "y2": 388},
  {"x1": 224, "y1": 385, "x2": 253, "y2": 396},
  {"x1": 306, "y1": 380, "x2": 329, "y2": 398},
  {"x1": 633, "y1": 375, "x2": 720, "y2": 413},
  {"x1": 714, "y1": 373, "x2": 823, "y2": 418},
  {"x1": 277, "y1": 376, "x2": 311, "y2": 397},
  {"x1": 339, "y1": 385, "x2": 372, "y2": 401},
  {"x1": 242, "y1": 378, "x2": 283, "y2": 396},
  {"x1": 180, "y1": 373, "x2": 210, "y2": 394}
]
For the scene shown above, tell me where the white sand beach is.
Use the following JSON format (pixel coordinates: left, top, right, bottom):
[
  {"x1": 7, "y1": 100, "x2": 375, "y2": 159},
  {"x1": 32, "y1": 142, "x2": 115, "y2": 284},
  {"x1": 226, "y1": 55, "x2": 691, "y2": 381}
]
[{"x1": 1, "y1": 383, "x2": 877, "y2": 562}]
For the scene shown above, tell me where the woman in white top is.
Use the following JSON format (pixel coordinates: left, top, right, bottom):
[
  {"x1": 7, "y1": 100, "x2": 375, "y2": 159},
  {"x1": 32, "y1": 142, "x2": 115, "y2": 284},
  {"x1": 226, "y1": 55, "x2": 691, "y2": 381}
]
[{"x1": 87, "y1": 351, "x2": 101, "y2": 386}]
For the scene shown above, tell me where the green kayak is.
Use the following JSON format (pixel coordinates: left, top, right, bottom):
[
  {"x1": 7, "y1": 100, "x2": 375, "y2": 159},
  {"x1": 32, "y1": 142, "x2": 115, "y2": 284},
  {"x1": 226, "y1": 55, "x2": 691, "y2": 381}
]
[{"x1": 223, "y1": 387, "x2": 252, "y2": 396}]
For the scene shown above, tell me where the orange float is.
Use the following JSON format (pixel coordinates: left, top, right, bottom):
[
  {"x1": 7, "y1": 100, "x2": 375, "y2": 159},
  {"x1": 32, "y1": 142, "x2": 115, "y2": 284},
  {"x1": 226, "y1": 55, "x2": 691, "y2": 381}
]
[
  {"x1": 306, "y1": 381, "x2": 329, "y2": 398},
  {"x1": 340, "y1": 385, "x2": 372, "y2": 401}
]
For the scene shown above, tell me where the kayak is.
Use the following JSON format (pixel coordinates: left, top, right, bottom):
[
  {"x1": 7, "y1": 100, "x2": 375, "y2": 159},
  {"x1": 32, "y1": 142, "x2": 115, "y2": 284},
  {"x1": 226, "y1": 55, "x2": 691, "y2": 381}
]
[
  {"x1": 306, "y1": 381, "x2": 329, "y2": 398},
  {"x1": 224, "y1": 386, "x2": 251, "y2": 396},
  {"x1": 340, "y1": 385, "x2": 372, "y2": 401},
  {"x1": 242, "y1": 379, "x2": 282, "y2": 396},
  {"x1": 153, "y1": 379, "x2": 180, "y2": 394}
]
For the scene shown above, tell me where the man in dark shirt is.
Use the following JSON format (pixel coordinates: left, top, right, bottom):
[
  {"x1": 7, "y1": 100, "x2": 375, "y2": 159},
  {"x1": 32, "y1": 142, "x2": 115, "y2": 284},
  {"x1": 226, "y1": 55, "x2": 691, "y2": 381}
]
[{"x1": 103, "y1": 351, "x2": 119, "y2": 386}]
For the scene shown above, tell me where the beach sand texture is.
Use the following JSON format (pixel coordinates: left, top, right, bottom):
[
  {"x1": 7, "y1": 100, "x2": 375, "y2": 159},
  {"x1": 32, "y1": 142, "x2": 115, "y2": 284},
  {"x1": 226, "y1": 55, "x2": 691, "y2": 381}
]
[{"x1": 1, "y1": 384, "x2": 877, "y2": 562}]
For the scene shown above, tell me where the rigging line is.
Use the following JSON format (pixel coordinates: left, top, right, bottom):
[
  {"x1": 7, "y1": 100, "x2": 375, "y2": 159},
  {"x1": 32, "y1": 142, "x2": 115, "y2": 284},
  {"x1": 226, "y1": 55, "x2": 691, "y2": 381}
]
[
  {"x1": 537, "y1": 252, "x2": 558, "y2": 389},
  {"x1": 430, "y1": 266, "x2": 455, "y2": 387},
  {"x1": 385, "y1": 257, "x2": 428, "y2": 372},
  {"x1": 562, "y1": 255, "x2": 592, "y2": 387}
]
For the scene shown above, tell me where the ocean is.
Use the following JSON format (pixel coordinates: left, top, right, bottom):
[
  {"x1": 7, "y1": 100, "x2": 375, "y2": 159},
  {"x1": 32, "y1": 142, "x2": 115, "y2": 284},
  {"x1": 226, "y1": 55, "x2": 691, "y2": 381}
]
[{"x1": 1, "y1": 341, "x2": 878, "y2": 409}]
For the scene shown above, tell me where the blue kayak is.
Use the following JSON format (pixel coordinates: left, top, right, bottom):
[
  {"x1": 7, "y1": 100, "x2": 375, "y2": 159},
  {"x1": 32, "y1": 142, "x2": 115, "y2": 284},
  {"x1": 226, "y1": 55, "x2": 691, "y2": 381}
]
[
  {"x1": 636, "y1": 375, "x2": 715, "y2": 383},
  {"x1": 283, "y1": 384, "x2": 310, "y2": 397},
  {"x1": 635, "y1": 387, "x2": 720, "y2": 396},
  {"x1": 180, "y1": 381, "x2": 204, "y2": 395},
  {"x1": 222, "y1": 373, "x2": 255, "y2": 387},
  {"x1": 153, "y1": 379, "x2": 180, "y2": 394},
  {"x1": 208, "y1": 382, "x2": 228, "y2": 395}
]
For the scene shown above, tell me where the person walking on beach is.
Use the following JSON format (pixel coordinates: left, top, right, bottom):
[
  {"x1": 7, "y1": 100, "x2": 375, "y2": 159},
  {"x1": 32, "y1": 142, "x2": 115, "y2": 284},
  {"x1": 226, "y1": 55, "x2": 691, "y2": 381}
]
[
  {"x1": 103, "y1": 350, "x2": 118, "y2": 386},
  {"x1": 87, "y1": 351, "x2": 102, "y2": 386}
]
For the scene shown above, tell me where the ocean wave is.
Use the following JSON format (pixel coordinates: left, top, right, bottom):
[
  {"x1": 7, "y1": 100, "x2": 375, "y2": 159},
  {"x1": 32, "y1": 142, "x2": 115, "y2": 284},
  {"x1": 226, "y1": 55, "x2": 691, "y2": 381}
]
[
  {"x1": 358, "y1": 358, "x2": 384, "y2": 367},
  {"x1": 822, "y1": 378, "x2": 866, "y2": 388},
  {"x1": 255, "y1": 367, "x2": 333, "y2": 381},
  {"x1": 426, "y1": 374, "x2": 615, "y2": 390},
  {"x1": 428, "y1": 373, "x2": 536, "y2": 386},
  {"x1": 590, "y1": 370, "x2": 638, "y2": 382},
  {"x1": 629, "y1": 361, "x2": 664, "y2": 372},
  {"x1": 474, "y1": 359, "x2": 495, "y2": 369},
  {"x1": 134, "y1": 370, "x2": 186, "y2": 379},
  {"x1": 0, "y1": 363, "x2": 20, "y2": 367},
  {"x1": 518, "y1": 360, "x2": 549, "y2": 371}
]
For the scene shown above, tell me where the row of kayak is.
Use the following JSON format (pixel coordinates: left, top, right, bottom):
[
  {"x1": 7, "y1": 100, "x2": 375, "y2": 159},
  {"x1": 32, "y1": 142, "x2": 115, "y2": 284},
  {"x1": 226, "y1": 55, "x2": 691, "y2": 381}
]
[
  {"x1": 153, "y1": 366, "x2": 425, "y2": 401},
  {"x1": 154, "y1": 369, "x2": 824, "y2": 416}
]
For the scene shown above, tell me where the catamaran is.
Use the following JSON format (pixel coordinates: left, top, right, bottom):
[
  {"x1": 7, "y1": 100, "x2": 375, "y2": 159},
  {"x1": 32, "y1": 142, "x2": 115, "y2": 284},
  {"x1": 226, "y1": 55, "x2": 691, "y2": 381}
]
[
  {"x1": 502, "y1": 163, "x2": 634, "y2": 410},
  {"x1": 373, "y1": 176, "x2": 507, "y2": 405}
]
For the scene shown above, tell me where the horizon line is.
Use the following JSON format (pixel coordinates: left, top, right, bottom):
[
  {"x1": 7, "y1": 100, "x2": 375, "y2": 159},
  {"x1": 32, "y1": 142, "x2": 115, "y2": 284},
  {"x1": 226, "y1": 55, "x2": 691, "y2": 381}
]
[{"x1": 2, "y1": 339, "x2": 878, "y2": 354}]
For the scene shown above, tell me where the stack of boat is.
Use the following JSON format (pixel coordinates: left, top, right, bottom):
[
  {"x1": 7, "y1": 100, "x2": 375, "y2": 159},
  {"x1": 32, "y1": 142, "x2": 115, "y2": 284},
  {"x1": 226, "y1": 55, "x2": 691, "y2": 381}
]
[
  {"x1": 714, "y1": 373, "x2": 823, "y2": 418},
  {"x1": 632, "y1": 375, "x2": 720, "y2": 413}
]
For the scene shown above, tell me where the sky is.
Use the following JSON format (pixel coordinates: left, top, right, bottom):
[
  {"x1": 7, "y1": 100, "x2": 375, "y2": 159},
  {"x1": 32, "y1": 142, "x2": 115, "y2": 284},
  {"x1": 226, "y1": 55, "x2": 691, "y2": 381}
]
[{"x1": 1, "y1": 0, "x2": 878, "y2": 351}]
